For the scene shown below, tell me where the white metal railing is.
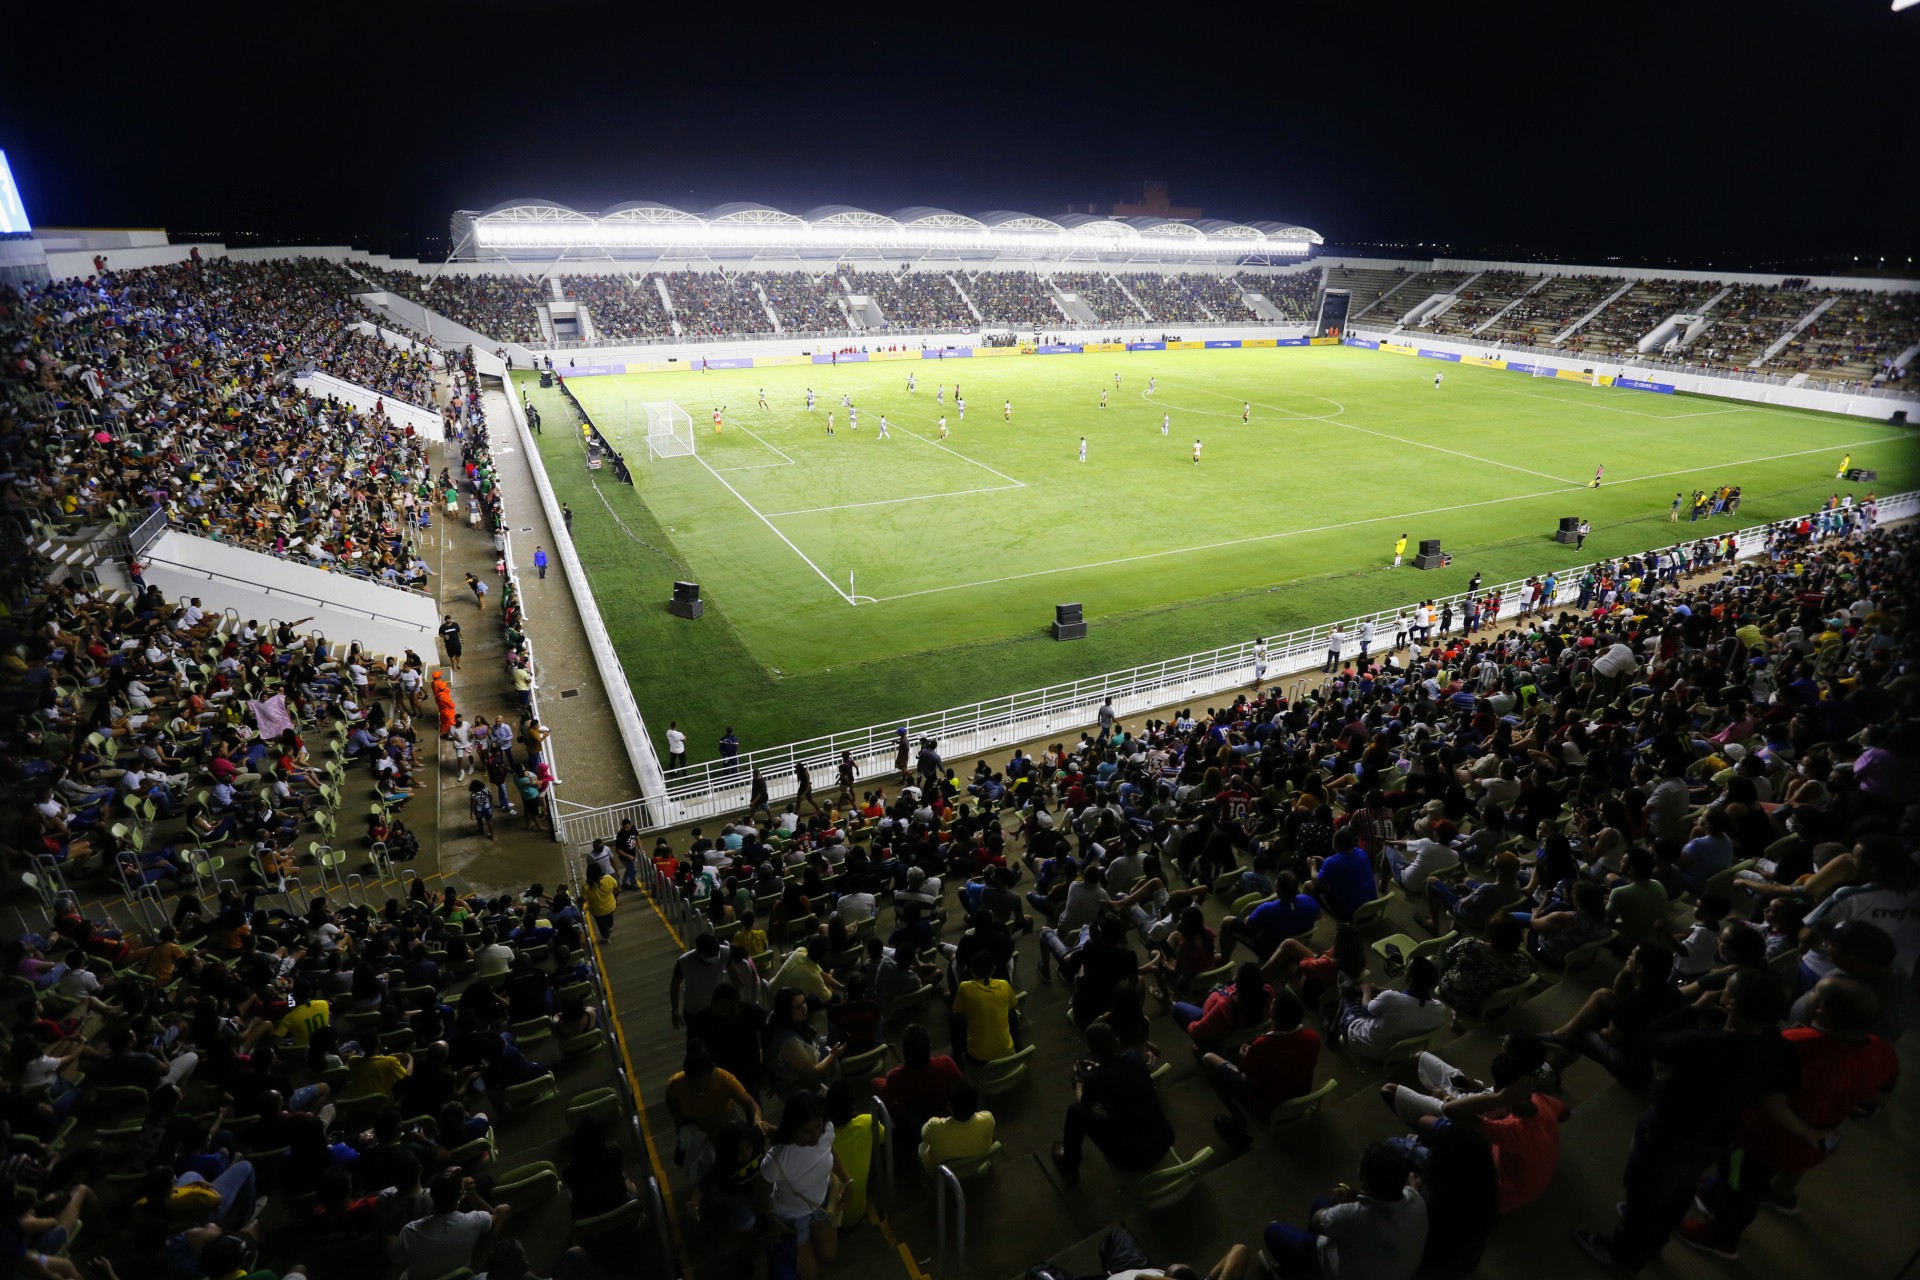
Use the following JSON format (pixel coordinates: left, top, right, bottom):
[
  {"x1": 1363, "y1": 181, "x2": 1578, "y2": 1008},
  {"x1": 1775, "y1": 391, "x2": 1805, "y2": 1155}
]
[{"x1": 556, "y1": 491, "x2": 1915, "y2": 836}]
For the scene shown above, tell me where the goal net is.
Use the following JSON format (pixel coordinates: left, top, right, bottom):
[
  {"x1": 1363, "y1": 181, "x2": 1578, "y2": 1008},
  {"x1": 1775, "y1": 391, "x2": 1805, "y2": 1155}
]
[{"x1": 641, "y1": 400, "x2": 695, "y2": 459}]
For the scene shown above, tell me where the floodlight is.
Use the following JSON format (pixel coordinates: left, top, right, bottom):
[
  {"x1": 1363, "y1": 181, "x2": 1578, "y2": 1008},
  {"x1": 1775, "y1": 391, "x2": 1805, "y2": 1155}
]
[{"x1": 0, "y1": 151, "x2": 30, "y2": 234}]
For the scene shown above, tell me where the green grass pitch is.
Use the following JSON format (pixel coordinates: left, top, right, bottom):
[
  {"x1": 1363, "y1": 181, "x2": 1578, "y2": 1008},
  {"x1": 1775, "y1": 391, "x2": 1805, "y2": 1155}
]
[{"x1": 515, "y1": 348, "x2": 1917, "y2": 768}]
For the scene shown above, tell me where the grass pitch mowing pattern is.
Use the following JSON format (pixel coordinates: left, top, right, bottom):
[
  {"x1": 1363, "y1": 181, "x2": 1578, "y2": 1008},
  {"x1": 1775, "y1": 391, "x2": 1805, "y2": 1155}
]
[{"x1": 517, "y1": 349, "x2": 1917, "y2": 766}]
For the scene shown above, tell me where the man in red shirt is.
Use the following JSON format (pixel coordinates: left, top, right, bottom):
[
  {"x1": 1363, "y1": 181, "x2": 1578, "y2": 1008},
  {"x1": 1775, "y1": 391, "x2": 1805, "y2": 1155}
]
[
  {"x1": 1383, "y1": 1048, "x2": 1570, "y2": 1213},
  {"x1": 1202, "y1": 988, "x2": 1321, "y2": 1145},
  {"x1": 1678, "y1": 975, "x2": 1898, "y2": 1258}
]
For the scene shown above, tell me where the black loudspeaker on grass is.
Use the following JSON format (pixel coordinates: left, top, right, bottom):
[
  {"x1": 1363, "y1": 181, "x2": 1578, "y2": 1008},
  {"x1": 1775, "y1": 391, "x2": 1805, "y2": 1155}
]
[{"x1": 669, "y1": 580, "x2": 703, "y2": 619}]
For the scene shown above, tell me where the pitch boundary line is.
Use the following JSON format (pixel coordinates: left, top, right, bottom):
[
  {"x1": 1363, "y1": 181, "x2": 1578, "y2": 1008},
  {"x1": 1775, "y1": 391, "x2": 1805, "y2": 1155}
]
[
  {"x1": 1610, "y1": 437, "x2": 1890, "y2": 486},
  {"x1": 1328, "y1": 417, "x2": 1586, "y2": 486},
  {"x1": 764, "y1": 483, "x2": 1024, "y2": 518},
  {"x1": 693, "y1": 454, "x2": 854, "y2": 605},
  {"x1": 735, "y1": 422, "x2": 796, "y2": 464},
  {"x1": 1143, "y1": 381, "x2": 1577, "y2": 485},
  {"x1": 892, "y1": 424, "x2": 1029, "y2": 487},
  {"x1": 863, "y1": 434, "x2": 1892, "y2": 604}
]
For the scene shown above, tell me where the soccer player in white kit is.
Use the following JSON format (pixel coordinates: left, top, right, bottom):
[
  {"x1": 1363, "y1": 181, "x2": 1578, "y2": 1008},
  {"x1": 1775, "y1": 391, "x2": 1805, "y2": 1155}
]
[
  {"x1": 1100, "y1": 388, "x2": 1108, "y2": 408},
  {"x1": 878, "y1": 415, "x2": 890, "y2": 439},
  {"x1": 1114, "y1": 372, "x2": 1121, "y2": 388},
  {"x1": 849, "y1": 407, "x2": 859, "y2": 431},
  {"x1": 957, "y1": 397, "x2": 966, "y2": 420},
  {"x1": 938, "y1": 415, "x2": 948, "y2": 440},
  {"x1": 1433, "y1": 372, "x2": 1443, "y2": 390},
  {"x1": 1161, "y1": 412, "x2": 1170, "y2": 436},
  {"x1": 825, "y1": 411, "x2": 835, "y2": 436},
  {"x1": 806, "y1": 388, "x2": 815, "y2": 411},
  {"x1": 1242, "y1": 401, "x2": 1251, "y2": 423},
  {"x1": 1078, "y1": 437, "x2": 1087, "y2": 462},
  {"x1": 1192, "y1": 439, "x2": 1202, "y2": 464},
  {"x1": 1148, "y1": 376, "x2": 1156, "y2": 394},
  {"x1": 937, "y1": 385, "x2": 945, "y2": 405},
  {"x1": 758, "y1": 387, "x2": 767, "y2": 409},
  {"x1": 1003, "y1": 399, "x2": 1011, "y2": 421},
  {"x1": 908, "y1": 371, "x2": 916, "y2": 393}
]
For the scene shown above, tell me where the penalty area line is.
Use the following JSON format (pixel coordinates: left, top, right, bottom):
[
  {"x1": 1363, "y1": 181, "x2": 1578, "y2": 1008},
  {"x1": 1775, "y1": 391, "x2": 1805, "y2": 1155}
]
[
  {"x1": 764, "y1": 483, "x2": 1024, "y2": 518},
  {"x1": 694, "y1": 454, "x2": 855, "y2": 605}
]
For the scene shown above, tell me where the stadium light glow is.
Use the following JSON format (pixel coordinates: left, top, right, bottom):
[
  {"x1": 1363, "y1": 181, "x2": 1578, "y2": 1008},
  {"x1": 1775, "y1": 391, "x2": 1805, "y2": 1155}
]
[
  {"x1": 0, "y1": 151, "x2": 31, "y2": 234},
  {"x1": 465, "y1": 203, "x2": 1317, "y2": 258}
]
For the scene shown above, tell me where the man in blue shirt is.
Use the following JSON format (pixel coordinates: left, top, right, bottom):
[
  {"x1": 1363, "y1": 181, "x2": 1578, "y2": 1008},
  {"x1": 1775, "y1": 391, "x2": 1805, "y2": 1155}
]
[
  {"x1": 1679, "y1": 809, "x2": 1736, "y2": 892},
  {"x1": 1220, "y1": 870, "x2": 1322, "y2": 962},
  {"x1": 532, "y1": 546, "x2": 549, "y2": 580},
  {"x1": 1311, "y1": 830, "x2": 1380, "y2": 922}
]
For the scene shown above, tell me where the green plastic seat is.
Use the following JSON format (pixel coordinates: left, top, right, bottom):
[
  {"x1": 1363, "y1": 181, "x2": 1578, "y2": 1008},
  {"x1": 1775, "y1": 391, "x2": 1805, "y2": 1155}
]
[
  {"x1": 838, "y1": 1043, "x2": 892, "y2": 1080},
  {"x1": 446, "y1": 1131, "x2": 495, "y2": 1165},
  {"x1": 927, "y1": 1139, "x2": 1003, "y2": 1180},
  {"x1": 1349, "y1": 893, "x2": 1396, "y2": 928},
  {"x1": 560, "y1": 1028, "x2": 606, "y2": 1059},
  {"x1": 885, "y1": 986, "x2": 935, "y2": 1023},
  {"x1": 565, "y1": 1088, "x2": 622, "y2": 1128},
  {"x1": 1371, "y1": 930, "x2": 1457, "y2": 976},
  {"x1": 1118, "y1": 1145, "x2": 1215, "y2": 1209},
  {"x1": 1701, "y1": 859, "x2": 1759, "y2": 902},
  {"x1": 1267, "y1": 1078, "x2": 1339, "y2": 1131},
  {"x1": 329, "y1": 1093, "x2": 389, "y2": 1131},
  {"x1": 1190, "y1": 959, "x2": 1236, "y2": 989},
  {"x1": 491, "y1": 1160, "x2": 560, "y2": 1208},
  {"x1": 968, "y1": 1044, "x2": 1037, "y2": 1097},
  {"x1": 1372, "y1": 1031, "x2": 1437, "y2": 1072},
  {"x1": 570, "y1": 1196, "x2": 643, "y2": 1245},
  {"x1": 1474, "y1": 973, "x2": 1539, "y2": 1022},
  {"x1": 511, "y1": 1016, "x2": 552, "y2": 1045},
  {"x1": 503, "y1": 1073, "x2": 560, "y2": 1110}
]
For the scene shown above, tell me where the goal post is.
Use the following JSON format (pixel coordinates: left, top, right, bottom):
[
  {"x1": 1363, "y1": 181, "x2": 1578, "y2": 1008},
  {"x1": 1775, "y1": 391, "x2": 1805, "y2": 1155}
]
[{"x1": 641, "y1": 400, "x2": 696, "y2": 460}]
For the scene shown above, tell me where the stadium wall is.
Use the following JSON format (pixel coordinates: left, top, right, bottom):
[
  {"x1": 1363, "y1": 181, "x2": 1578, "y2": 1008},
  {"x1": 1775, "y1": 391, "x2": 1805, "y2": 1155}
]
[
  {"x1": 292, "y1": 371, "x2": 445, "y2": 441},
  {"x1": 521, "y1": 324, "x2": 1317, "y2": 370},
  {"x1": 497, "y1": 375, "x2": 673, "y2": 826},
  {"x1": 139, "y1": 530, "x2": 440, "y2": 660},
  {"x1": 1344, "y1": 326, "x2": 1920, "y2": 420}
]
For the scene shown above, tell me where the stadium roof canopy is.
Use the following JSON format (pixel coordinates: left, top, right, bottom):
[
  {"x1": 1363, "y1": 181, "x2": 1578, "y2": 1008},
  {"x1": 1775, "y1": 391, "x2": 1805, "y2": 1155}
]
[{"x1": 456, "y1": 199, "x2": 1322, "y2": 262}]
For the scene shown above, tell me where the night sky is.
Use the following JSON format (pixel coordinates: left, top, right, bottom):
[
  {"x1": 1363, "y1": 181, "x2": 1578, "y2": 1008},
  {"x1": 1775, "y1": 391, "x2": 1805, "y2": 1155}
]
[{"x1": 2, "y1": 0, "x2": 1913, "y2": 269}]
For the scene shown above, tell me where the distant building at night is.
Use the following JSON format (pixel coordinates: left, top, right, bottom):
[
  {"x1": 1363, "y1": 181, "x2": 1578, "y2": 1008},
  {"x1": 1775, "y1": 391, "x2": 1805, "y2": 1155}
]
[{"x1": 1062, "y1": 182, "x2": 1202, "y2": 221}]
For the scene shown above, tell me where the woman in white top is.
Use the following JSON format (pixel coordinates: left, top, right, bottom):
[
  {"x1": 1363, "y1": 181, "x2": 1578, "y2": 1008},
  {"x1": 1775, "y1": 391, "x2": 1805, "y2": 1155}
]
[{"x1": 761, "y1": 1090, "x2": 849, "y2": 1280}]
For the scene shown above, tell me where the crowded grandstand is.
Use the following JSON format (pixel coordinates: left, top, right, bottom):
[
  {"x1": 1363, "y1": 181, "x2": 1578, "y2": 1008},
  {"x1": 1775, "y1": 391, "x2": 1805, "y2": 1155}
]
[{"x1": 1, "y1": 166, "x2": 1917, "y2": 1280}]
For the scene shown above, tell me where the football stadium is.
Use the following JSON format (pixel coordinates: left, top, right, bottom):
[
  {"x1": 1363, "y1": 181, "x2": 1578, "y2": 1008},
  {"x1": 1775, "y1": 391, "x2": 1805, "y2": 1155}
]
[{"x1": 4, "y1": 7, "x2": 1919, "y2": 1280}]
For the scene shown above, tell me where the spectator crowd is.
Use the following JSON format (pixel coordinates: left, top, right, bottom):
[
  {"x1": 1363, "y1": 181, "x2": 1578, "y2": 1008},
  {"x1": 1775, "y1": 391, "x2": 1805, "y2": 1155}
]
[{"x1": 635, "y1": 491, "x2": 1915, "y2": 1279}]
